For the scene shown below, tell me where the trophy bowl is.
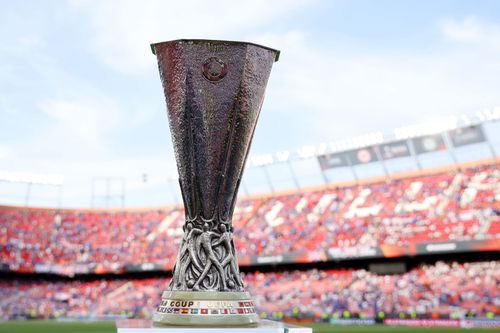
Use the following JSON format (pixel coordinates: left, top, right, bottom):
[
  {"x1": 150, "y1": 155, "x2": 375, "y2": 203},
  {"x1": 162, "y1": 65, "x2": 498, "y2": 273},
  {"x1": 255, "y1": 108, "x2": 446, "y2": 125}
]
[{"x1": 150, "y1": 39, "x2": 279, "y2": 326}]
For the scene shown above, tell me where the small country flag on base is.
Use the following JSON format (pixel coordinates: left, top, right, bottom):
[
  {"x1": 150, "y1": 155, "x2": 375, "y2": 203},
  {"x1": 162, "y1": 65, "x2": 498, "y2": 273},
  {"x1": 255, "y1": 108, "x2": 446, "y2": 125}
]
[{"x1": 201, "y1": 309, "x2": 208, "y2": 314}]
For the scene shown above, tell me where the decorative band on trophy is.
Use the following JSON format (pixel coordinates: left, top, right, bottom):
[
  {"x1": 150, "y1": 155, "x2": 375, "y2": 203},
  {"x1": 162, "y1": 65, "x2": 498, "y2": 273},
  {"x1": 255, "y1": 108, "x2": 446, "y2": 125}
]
[{"x1": 157, "y1": 300, "x2": 255, "y2": 308}]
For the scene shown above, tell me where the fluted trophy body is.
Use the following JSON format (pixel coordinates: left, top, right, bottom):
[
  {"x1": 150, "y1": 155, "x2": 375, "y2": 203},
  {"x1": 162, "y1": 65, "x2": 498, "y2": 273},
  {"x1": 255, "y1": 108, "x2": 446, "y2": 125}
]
[{"x1": 151, "y1": 39, "x2": 279, "y2": 326}]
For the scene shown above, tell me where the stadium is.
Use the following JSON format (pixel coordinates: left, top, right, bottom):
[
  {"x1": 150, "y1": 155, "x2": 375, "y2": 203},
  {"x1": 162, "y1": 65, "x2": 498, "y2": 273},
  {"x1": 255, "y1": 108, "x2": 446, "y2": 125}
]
[
  {"x1": 1, "y1": 1, "x2": 500, "y2": 333},
  {"x1": 1, "y1": 117, "x2": 499, "y2": 332}
]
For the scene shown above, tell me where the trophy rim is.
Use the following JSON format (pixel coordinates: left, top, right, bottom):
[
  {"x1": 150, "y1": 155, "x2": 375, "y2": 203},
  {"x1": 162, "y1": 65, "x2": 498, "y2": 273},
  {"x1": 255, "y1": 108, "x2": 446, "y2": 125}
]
[{"x1": 150, "y1": 38, "x2": 280, "y2": 62}]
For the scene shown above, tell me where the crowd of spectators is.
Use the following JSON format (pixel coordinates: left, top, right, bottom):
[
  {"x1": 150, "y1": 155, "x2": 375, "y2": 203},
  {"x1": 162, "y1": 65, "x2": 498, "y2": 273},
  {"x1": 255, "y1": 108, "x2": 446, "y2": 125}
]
[
  {"x1": 1, "y1": 164, "x2": 498, "y2": 271},
  {"x1": 1, "y1": 261, "x2": 498, "y2": 320},
  {"x1": 246, "y1": 261, "x2": 499, "y2": 320},
  {"x1": 236, "y1": 164, "x2": 499, "y2": 255}
]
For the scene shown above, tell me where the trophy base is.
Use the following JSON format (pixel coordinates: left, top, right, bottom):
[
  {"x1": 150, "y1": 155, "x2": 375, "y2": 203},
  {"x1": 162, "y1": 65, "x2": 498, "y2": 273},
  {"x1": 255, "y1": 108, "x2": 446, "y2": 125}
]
[
  {"x1": 116, "y1": 319, "x2": 312, "y2": 332},
  {"x1": 153, "y1": 291, "x2": 259, "y2": 326}
]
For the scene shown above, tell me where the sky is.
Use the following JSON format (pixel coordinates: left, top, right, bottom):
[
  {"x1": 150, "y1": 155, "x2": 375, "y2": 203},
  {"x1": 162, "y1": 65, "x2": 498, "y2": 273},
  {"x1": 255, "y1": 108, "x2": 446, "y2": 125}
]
[{"x1": 1, "y1": 0, "x2": 500, "y2": 208}]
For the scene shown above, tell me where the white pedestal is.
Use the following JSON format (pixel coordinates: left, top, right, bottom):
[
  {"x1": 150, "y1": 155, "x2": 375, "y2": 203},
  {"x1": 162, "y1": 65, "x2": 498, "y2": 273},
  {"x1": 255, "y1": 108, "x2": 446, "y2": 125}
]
[{"x1": 115, "y1": 319, "x2": 312, "y2": 333}]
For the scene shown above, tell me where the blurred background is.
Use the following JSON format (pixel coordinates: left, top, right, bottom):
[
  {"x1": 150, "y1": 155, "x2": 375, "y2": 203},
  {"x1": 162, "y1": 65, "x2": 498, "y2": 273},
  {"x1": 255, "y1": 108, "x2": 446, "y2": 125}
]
[{"x1": 0, "y1": 0, "x2": 499, "y2": 332}]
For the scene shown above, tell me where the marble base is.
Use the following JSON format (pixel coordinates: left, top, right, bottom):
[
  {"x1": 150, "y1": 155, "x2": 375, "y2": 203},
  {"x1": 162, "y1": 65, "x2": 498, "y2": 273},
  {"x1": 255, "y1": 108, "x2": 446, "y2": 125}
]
[{"x1": 116, "y1": 319, "x2": 312, "y2": 333}]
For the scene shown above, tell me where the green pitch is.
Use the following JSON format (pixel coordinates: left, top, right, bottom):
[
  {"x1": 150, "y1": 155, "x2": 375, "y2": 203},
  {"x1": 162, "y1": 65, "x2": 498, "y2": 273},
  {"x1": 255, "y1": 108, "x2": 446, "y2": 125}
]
[{"x1": 0, "y1": 321, "x2": 496, "y2": 333}]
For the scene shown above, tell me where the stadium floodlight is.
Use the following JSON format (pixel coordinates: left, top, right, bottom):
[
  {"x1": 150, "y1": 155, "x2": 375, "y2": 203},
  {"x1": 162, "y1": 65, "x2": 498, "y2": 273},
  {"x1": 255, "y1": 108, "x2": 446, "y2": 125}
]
[
  {"x1": 340, "y1": 139, "x2": 352, "y2": 150},
  {"x1": 317, "y1": 143, "x2": 328, "y2": 155},
  {"x1": 371, "y1": 131, "x2": 384, "y2": 144},
  {"x1": 297, "y1": 145, "x2": 317, "y2": 159},
  {"x1": 394, "y1": 116, "x2": 458, "y2": 140},
  {"x1": 250, "y1": 153, "x2": 274, "y2": 167},
  {"x1": 493, "y1": 106, "x2": 500, "y2": 120},
  {"x1": 353, "y1": 136, "x2": 363, "y2": 147},
  {"x1": 476, "y1": 110, "x2": 486, "y2": 122},
  {"x1": 460, "y1": 114, "x2": 472, "y2": 126},
  {"x1": 481, "y1": 107, "x2": 499, "y2": 121},
  {"x1": 0, "y1": 170, "x2": 64, "y2": 186},
  {"x1": 276, "y1": 150, "x2": 290, "y2": 162},
  {"x1": 483, "y1": 109, "x2": 492, "y2": 121},
  {"x1": 396, "y1": 126, "x2": 416, "y2": 139},
  {"x1": 394, "y1": 127, "x2": 409, "y2": 140},
  {"x1": 328, "y1": 141, "x2": 340, "y2": 152},
  {"x1": 351, "y1": 136, "x2": 362, "y2": 148},
  {"x1": 339, "y1": 131, "x2": 385, "y2": 150},
  {"x1": 424, "y1": 116, "x2": 458, "y2": 134}
]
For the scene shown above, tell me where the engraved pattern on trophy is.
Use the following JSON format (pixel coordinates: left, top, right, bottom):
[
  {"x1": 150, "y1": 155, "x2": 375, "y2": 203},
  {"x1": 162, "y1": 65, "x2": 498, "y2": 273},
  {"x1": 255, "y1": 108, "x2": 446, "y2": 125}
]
[
  {"x1": 170, "y1": 222, "x2": 244, "y2": 291},
  {"x1": 152, "y1": 39, "x2": 278, "y2": 300}
]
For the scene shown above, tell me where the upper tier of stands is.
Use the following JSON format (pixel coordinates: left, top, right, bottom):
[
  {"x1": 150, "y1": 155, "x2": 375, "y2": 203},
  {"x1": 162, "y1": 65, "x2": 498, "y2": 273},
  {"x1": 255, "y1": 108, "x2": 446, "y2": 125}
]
[{"x1": 1, "y1": 162, "x2": 498, "y2": 272}]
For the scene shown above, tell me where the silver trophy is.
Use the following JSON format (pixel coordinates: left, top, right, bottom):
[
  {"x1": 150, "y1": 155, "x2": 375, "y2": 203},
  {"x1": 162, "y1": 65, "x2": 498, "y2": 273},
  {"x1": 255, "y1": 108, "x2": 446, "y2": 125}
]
[{"x1": 150, "y1": 39, "x2": 279, "y2": 326}]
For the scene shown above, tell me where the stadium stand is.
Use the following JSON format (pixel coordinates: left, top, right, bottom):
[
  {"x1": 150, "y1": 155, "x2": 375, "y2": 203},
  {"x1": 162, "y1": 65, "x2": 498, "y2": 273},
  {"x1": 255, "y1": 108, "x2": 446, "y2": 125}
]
[
  {"x1": 0, "y1": 161, "x2": 499, "y2": 325},
  {"x1": 1, "y1": 163, "x2": 498, "y2": 273},
  {"x1": 1, "y1": 261, "x2": 498, "y2": 320}
]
